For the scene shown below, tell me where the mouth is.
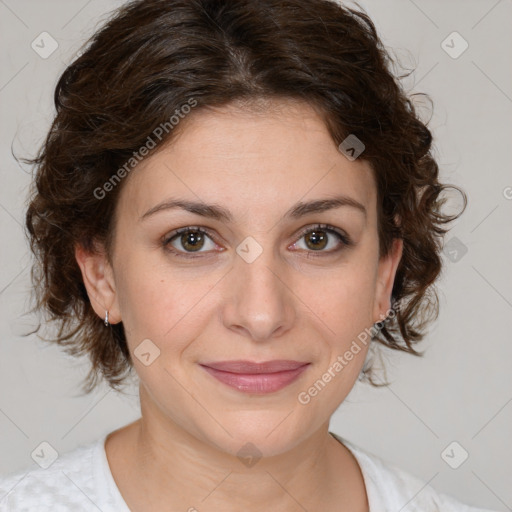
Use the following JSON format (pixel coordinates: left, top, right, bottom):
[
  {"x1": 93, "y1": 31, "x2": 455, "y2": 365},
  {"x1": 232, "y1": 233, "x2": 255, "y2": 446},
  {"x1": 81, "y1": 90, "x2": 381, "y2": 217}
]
[{"x1": 199, "y1": 360, "x2": 311, "y2": 394}]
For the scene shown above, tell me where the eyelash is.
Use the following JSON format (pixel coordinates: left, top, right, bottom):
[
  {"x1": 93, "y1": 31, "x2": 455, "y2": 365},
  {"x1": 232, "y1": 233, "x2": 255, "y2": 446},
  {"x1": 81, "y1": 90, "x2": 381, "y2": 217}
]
[{"x1": 162, "y1": 223, "x2": 352, "y2": 259}]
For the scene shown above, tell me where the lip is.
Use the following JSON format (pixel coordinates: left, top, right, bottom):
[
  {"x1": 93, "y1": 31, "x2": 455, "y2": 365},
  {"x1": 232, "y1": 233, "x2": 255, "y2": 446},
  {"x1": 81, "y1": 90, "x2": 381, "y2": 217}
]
[{"x1": 200, "y1": 360, "x2": 310, "y2": 394}]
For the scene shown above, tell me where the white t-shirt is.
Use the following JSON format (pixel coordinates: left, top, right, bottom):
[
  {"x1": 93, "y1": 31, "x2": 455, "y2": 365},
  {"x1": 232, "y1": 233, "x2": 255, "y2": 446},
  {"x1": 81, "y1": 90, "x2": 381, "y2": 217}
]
[{"x1": 0, "y1": 431, "x2": 497, "y2": 511}]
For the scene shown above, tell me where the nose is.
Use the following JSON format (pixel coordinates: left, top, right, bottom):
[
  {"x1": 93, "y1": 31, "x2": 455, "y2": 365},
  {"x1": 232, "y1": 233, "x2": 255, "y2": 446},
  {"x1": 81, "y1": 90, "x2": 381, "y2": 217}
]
[{"x1": 221, "y1": 248, "x2": 296, "y2": 343}]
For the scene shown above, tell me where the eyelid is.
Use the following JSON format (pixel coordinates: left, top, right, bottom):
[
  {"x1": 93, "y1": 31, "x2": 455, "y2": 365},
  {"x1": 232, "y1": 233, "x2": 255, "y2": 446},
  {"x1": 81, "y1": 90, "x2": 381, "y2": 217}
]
[
  {"x1": 162, "y1": 223, "x2": 352, "y2": 258},
  {"x1": 162, "y1": 225, "x2": 222, "y2": 258},
  {"x1": 293, "y1": 223, "x2": 352, "y2": 246},
  {"x1": 162, "y1": 225, "x2": 218, "y2": 245}
]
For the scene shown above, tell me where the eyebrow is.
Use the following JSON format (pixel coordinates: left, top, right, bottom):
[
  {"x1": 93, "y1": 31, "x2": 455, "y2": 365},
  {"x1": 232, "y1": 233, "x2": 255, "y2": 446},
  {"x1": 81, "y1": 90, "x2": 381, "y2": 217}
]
[{"x1": 140, "y1": 194, "x2": 367, "y2": 222}]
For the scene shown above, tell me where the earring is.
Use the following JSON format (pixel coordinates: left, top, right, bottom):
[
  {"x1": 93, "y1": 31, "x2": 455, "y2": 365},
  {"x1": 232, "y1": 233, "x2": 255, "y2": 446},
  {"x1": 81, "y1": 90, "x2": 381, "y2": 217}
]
[{"x1": 104, "y1": 310, "x2": 109, "y2": 327}]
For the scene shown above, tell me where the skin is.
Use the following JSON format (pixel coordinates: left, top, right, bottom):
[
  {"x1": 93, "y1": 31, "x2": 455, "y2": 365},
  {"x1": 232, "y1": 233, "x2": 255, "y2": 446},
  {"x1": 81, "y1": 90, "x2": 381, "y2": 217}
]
[{"x1": 75, "y1": 98, "x2": 403, "y2": 511}]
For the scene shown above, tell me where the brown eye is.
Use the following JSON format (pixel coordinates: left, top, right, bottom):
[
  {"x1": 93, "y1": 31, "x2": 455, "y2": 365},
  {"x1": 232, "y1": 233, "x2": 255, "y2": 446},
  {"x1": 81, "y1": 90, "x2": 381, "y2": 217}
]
[
  {"x1": 292, "y1": 224, "x2": 352, "y2": 255},
  {"x1": 304, "y1": 229, "x2": 328, "y2": 251},
  {"x1": 163, "y1": 227, "x2": 218, "y2": 256},
  {"x1": 179, "y1": 230, "x2": 205, "y2": 252}
]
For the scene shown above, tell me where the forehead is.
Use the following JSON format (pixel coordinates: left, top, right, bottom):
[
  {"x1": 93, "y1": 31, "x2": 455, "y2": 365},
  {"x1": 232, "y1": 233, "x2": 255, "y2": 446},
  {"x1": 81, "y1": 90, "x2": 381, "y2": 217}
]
[{"x1": 117, "y1": 99, "x2": 377, "y2": 224}]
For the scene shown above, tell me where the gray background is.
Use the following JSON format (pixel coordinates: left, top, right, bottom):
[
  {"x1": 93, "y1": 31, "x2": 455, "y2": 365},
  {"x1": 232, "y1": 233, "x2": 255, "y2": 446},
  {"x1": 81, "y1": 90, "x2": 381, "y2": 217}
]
[{"x1": 0, "y1": 0, "x2": 510, "y2": 510}]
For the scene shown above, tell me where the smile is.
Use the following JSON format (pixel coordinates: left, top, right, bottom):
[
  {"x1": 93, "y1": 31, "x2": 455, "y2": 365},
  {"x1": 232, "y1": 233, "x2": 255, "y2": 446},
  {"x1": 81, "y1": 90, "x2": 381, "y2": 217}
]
[{"x1": 199, "y1": 360, "x2": 311, "y2": 394}]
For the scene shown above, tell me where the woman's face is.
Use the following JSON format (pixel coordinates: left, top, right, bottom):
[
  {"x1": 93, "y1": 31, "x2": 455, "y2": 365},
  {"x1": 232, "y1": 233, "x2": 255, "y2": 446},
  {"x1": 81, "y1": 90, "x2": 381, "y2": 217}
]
[{"x1": 86, "y1": 99, "x2": 402, "y2": 457}]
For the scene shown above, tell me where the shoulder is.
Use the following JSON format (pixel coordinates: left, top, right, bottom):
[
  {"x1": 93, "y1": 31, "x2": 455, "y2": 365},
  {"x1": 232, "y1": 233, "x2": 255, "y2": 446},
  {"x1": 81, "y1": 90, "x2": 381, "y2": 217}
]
[
  {"x1": 0, "y1": 438, "x2": 101, "y2": 512},
  {"x1": 332, "y1": 434, "x2": 498, "y2": 512}
]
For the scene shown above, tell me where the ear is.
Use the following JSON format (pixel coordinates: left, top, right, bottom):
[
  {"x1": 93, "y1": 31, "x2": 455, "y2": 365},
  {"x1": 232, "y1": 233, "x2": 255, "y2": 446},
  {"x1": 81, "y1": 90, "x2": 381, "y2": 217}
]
[
  {"x1": 372, "y1": 237, "x2": 403, "y2": 323},
  {"x1": 74, "y1": 242, "x2": 121, "y2": 324}
]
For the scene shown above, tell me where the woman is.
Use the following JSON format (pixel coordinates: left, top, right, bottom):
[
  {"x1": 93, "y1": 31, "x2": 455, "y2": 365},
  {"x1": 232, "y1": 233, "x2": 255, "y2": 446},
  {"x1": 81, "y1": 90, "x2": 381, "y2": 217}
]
[{"x1": 0, "y1": 0, "x2": 498, "y2": 510}]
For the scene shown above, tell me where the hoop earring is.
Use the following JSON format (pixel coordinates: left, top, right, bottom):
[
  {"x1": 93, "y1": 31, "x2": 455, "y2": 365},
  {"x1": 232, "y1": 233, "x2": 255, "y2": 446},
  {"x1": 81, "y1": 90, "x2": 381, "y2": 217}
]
[{"x1": 104, "y1": 310, "x2": 109, "y2": 327}]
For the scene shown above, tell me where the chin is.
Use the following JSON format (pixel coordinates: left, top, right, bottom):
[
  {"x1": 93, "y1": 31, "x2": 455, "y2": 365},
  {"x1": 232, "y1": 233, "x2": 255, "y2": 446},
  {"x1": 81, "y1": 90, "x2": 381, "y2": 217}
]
[{"x1": 196, "y1": 409, "x2": 318, "y2": 460}]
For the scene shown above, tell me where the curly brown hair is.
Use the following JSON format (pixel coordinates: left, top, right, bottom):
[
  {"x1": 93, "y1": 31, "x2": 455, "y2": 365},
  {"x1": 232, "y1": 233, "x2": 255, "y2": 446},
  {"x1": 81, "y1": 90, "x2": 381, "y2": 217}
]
[{"x1": 23, "y1": 0, "x2": 465, "y2": 394}]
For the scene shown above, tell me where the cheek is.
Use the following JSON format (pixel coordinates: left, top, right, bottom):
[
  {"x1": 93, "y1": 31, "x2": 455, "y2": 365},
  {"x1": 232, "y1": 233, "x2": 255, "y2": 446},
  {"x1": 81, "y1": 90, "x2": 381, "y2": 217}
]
[
  {"x1": 296, "y1": 266, "x2": 377, "y2": 410},
  {"x1": 114, "y1": 253, "x2": 215, "y2": 355},
  {"x1": 311, "y1": 258, "x2": 378, "y2": 339}
]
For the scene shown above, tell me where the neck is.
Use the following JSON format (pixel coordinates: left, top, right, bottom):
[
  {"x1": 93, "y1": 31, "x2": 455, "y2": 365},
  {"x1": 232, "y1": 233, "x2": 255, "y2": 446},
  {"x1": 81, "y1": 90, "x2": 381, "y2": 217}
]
[{"x1": 106, "y1": 391, "x2": 368, "y2": 511}]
